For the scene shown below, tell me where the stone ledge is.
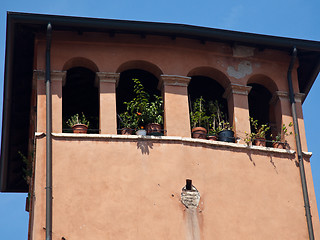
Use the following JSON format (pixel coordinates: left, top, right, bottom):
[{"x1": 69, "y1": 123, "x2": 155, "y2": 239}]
[{"x1": 32, "y1": 132, "x2": 306, "y2": 156}]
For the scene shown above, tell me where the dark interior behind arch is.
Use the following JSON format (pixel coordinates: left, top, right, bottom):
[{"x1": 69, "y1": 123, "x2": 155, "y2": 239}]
[
  {"x1": 116, "y1": 69, "x2": 161, "y2": 127},
  {"x1": 188, "y1": 76, "x2": 228, "y2": 119},
  {"x1": 62, "y1": 67, "x2": 99, "y2": 133}
]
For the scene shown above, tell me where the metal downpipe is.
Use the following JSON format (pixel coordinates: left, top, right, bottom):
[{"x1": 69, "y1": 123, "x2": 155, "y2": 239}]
[
  {"x1": 288, "y1": 47, "x2": 314, "y2": 240},
  {"x1": 45, "y1": 22, "x2": 52, "y2": 240}
]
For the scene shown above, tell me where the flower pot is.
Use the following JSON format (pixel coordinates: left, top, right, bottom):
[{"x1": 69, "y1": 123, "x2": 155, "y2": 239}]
[
  {"x1": 72, "y1": 124, "x2": 88, "y2": 133},
  {"x1": 192, "y1": 127, "x2": 207, "y2": 139},
  {"x1": 146, "y1": 123, "x2": 162, "y2": 136},
  {"x1": 218, "y1": 130, "x2": 235, "y2": 142},
  {"x1": 136, "y1": 129, "x2": 147, "y2": 136},
  {"x1": 254, "y1": 137, "x2": 266, "y2": 147},
  {"x1": 207, "y1": 135, "x2": 218, "y2": 141},
  {"x1": 121, "y1": 128, "x2": 133, "y2": 135},
  {"x1": 273, "y1": 142, "x2": 286, "y2": 149}
]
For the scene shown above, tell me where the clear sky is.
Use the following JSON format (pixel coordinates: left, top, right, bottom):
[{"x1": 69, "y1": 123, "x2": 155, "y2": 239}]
[{"x1": 1, "y1": 0, "x2": 320, "y2": 239}]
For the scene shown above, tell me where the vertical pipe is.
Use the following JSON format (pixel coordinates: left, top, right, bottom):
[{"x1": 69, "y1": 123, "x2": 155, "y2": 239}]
[
  {"x1": 45, "y1": 22, "x2": 52, "y2": 240},
  {"x1": 288, "y1": 47, "x2": 314, "y2": 240}
]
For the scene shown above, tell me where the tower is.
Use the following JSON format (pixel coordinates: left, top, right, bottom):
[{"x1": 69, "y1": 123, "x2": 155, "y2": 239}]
[{"x1": 1, "y1": 12, "x2": 320, "y2": 239}]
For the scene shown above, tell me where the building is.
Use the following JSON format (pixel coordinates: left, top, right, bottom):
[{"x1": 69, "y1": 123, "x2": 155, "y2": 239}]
[{"x1": 1, "y1": 12, "x2": 320, "y2": 239}]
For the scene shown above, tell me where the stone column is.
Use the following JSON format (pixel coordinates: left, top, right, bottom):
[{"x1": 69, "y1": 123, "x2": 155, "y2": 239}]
[
  {"x1": 97, "y1": 72, "x2": 120, "y2": 134},
  {"x1": 160, "y1": 75, "x2": 191, "y2": 137},
  {"x1": 35, "y1": 70, "x2": 46, "y2": 133},
  {"x1": 223, "y1": 83, "x2": 252, "y2": 142},
  {"x1": 52, "y1": 71, "x2": 66, "y2": 133},
  {"x1": 35, "y1": 70, "x2": 66, "y2": 133}
]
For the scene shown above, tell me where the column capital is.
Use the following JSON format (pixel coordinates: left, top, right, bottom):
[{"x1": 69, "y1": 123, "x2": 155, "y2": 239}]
[
  {"x1": 160, "y1": 75, "x2": 191, "y2": 88},
  {"x1": 96, "y1": 72, "x2": 120, "y2": 86},
  {"x1": 270, "y1": 91, "x2": 289, "y2": 105},
  {"x1": 294, "y1": 93, "x2": 305, "y2": 103},
  {"x1": 33, "y1": 70, "x2": 45, "y2": 80},
  {"x1": 33, "y1": 70, "x2": 67, "y2": 83},
  {"x1": 223, "y1": 83, "x2": 252, "y2": 99}
]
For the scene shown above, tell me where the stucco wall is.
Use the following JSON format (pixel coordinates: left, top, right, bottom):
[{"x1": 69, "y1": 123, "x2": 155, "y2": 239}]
[
  {"x1": 31, "y1": 135, "x2": 320, "y2": 240},
  {"x1": 30, "y1": 32, "x2": 320, "y2": 240}
]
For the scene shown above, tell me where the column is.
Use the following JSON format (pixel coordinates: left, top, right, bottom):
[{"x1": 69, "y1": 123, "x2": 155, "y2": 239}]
[
  {"x1": 97, "y1": 72, "x2": 120, "y2": 134},
  {"x1": 160, "y1": 75, "x2": 191, "y2": 137},
  {"x1": 35, "y1": 70, "x2": 65, "y2": 133},
  {"x1": 35, "y1": 70, "x2": 46, "y2": 133},
  {"x1": 223, "y1": 83, "x2": 252, "y2": 143},
  {"x1": 52, "y1": 71, "x2": 66, "y2": 133}
]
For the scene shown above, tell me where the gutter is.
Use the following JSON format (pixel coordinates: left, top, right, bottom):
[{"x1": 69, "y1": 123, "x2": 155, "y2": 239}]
[
  {"x1": 7, "y1": 12, "x2": 320, "y2": 52},
  {"x1": 45, "y1": 22, "x2": 52, "y2": 240},
  {"x1": 288, "y1": 47, "x2": 314, "y2": 240}
]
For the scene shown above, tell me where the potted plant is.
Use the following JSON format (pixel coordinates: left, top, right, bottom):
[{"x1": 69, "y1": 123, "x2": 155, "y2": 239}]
[
  {"x1": 272, "y1": 122, "x2": 293, "y2": 149},
  {"x1": 207, "y1": 100, "x2": 220, "y2": 140},
  {"x1": 190, "y1": 97, "x2": 209, "y2": 139},
  {"x1": 218, "y1": 120, "x2": 235, "y2": 142},
  {"x1": 66, "y1": 113, "x2": 90, "y2": 133},
  {"x1": 206, "y1": 100, "x2": 234, "y2": 142},
  {"x1": 118, "y1": 111, "x2": 139, "y2": 135},
  {"x1": 246, "y1": 117, "x2": 270, "y2": 147},
  {"x1": 119, "y1": 78, "x2": 164, "y2": 136},
  {"x1": 145, "y1": 95, "x2": 164, "y2": 136}
]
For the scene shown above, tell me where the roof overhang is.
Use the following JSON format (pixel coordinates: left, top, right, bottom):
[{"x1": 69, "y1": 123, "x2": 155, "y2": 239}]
[{"x1": 2, "y1": 12, "x2": 320, "y2": 192}]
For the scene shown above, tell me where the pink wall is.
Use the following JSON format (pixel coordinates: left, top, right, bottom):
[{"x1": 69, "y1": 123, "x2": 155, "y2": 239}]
[
  {"x1": 30, "y1": 31, "x2": 320, "y2": 239},
  {"x1": 31, "y1": 136, "x2": 320, "y2": 239}
]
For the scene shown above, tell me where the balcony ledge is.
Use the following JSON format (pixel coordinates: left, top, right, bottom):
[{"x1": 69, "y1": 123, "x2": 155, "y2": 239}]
[{"x1": 34, "y1": 132, "x2": 311, "y2": 157}]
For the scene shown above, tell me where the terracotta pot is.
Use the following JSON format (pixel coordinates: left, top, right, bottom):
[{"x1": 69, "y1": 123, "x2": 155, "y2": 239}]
[
  {"x1": 121, "y1": 128, "x2": 133, "y2": 135},
  {"x1": 273, "y1": 142, "x2": 286, "y2": 149},
  {"x1": 207, "y1": 135, "x2": 218, "y2": 141},
  {"x1": 146, "y1": 123, "x2": 162, "y2": 136},
  {"x1": 254, "y1": 137, "x2": 266, "y2": 147},
  {"x1": 192, "y1": 127, "x2": 207, "y2": 139},
  {"x1": 72, "y1": 124, "x2": 88, "y2": 133}
]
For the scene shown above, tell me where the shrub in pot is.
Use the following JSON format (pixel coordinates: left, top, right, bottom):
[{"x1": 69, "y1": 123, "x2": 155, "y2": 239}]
[
  {"x1": 144, "y1": 95, "x2": 164, "y2": 136},
  {"x1": 118, "y1": 111, "x2": 139, "y2": 135},
  {"x1": 66, "y1": 113, "x2": 89, "y2": 133},
  {"x1": 218, "y1": 121, "x2": 235, "y2": 142},
  {"x1": 207, "y1": 100, "x2": 234, "y2": 142},
  {"x1": 245, "y1": 117, "x2": 270, "y2": 147},
  {"x1": 272, "y1": 122, "x2": 293, "y2": 149},
  {"x1": 119, "y1": 78, "x2": 164, "y2": 135},
  {"x1": 190, "y1": 97, "x2": 209, "y2": 139}
]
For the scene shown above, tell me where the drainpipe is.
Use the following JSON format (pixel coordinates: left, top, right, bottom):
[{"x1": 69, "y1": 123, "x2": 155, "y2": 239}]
[
  {"x1": 287, "y1": 47, "x2": 314, "y2": 240},
  {"x1": 45, "y1": 22, "x2": 53, "y2": 240}
]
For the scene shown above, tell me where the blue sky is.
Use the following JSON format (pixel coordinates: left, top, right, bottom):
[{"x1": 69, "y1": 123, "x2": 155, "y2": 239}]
[{"x1": 1, "y1": 0, "x2": 320, "y2": 239}]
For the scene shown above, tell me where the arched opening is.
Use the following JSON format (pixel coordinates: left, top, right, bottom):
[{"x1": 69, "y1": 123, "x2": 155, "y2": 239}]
[
  {"x1": 247, "y1": 83, "x2": 273, "y2": 145},
  {"x1": 188, "y1": 75, "x2": 228, "y2": 135},
  {"x1": 116, "y1": 69, "x2": 162, "y2": 134},
  {"x1": 62, "y1": 67, "x2": 99, "y2": 133}
]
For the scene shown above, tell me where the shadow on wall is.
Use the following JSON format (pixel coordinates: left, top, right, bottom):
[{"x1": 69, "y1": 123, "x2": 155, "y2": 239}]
[{"x1": 137, "y1": 140, "x2": 153, "y2": 155}]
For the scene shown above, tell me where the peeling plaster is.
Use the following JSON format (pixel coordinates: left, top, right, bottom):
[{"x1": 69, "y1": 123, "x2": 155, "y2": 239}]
[{"x1": 227, "y1": 61, "x2": 252, "y2": 79}]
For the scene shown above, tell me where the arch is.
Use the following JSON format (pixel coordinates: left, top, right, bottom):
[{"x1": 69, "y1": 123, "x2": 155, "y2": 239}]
[
  {"x1": 187, "y1": 66, "x2": 230, "y2": 89},
  {"x1": 247, "y1": 74, "x2": 278, "y2": 94},
  {"x1": 116, "y1": 66, "x2": 163, "y2": 132},
  {"x1": 63, "y1": 67, "x2": 99, "y2": 133},
  {"x1": 187, "y1": 67, "x2": 229, "y2": 133},
  {"x1": 62, "y1": 57, "x2": 99, "y2": 73},
  {"x1": 116, "y1": 60, "x2": 163, "y2": 80},
  {"x1": 247, "y1": 83, "x2": 273, "y2": 146}
]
